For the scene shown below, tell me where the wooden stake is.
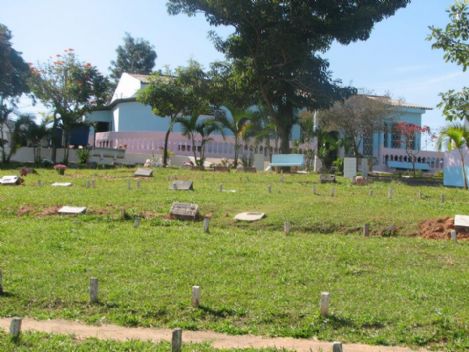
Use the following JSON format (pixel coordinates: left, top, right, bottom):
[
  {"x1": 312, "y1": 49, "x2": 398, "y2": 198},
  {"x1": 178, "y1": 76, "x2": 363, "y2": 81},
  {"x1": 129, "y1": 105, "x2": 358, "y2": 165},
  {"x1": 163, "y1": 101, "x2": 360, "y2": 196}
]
[
  {"x1": 192, "y1": 285, "x2": 201, "y2": 308},
  {"x1": 203, "y1": 217, "x2": 210, "y2": 233},
  {"x1": 9, "y1": 317, "x2": 22, "y2": 340},
  {"x1": 451, "y1": 229, "x2": 457, "y2": 242},
  {"x1": 363, "y1": 224, "x2": 370, "y2": 237},
  {"x1": 320, "y1": 291, "x2": 330, "y2": 317},
  {"x1": 89, "y1": 277, "x2": 98, "y2": 304},
  {"x1": 172, "y1": 328, "x2": 182, "y2": 352},
  {"x1": 332, "y1": 341, "x2": 343, "y2": 352}
]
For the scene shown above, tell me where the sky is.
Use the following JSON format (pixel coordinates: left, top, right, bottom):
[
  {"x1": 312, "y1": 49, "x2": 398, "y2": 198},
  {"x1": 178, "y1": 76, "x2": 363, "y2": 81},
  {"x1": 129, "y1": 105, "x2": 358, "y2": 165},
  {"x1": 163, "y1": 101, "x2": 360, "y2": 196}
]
[{"x1": 1, "y1": 0, "x2": 467, "y2": 150}]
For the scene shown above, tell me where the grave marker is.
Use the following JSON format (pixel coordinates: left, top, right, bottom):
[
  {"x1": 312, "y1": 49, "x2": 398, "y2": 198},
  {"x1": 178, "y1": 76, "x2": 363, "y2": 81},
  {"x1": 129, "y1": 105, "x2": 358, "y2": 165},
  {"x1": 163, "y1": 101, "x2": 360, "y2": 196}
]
[
  {"x1": 172, "y1": 328, "x2": 182, "y2": 352},
  {"x1": 388, "y1": 187, "x2": 393, "y2": 199},
  {"x1": 363, "y1": 224, "x2": 370, "y2": 237},
  {"x1": 9, "y1": 317, "x2": 22, "y2": 340},
  {"x1": 127, "y1": 180, "x2": 131, "y2": 190},
  {"x1": 312, "y1": 184, "x2": 317, "y2": 195},
  {"x1": 332, "y1": 342, "x2": 343, "y2": 352},
  {"x1": 284, "y1": 221, "x2": 291, "y2": 235},
  {"x1": 51, "y1": 182, "x2": 72, "y2": 187},
  {"x1": 170, "y1": 181, "x2": 194, "y2": 191},
  {"x1": 89, "y1": 277, "x2": 98, "y2": 304},
  {"x1": 134, "y1": 217, "x2": 141, "y2": 228},
  {"x1": 330, "y1": 187, "x2": 336, "y2": 197},
  {"x1": 440, "y1": 193, "x2": 445, "y2": 203},
  {"x1": 86, "y1": 180, "x2": 90, "y2": 189},
  {"x1": 454, "y1": 215, "x2": 469, "y2": 228},
  {"x1": 234, "y1": 212, "x2": 265, "y2": 222},
  {"x1": 219, "y1": 184, "x2": 223, "y2": 192},
  {"x1": 320, "y1": 291, "x2": 330, "y2": 317},
  {"x1": 91, "y1": 179, "x2": 96, "y2": 188},
  {"x1": 268, "y1": 185, "x2": 272, "y2": 193},
  {"x1": 203, "y1": 217, "x2": 210, "y2": 233},
  {"x1": 192, "y1": 286, "x2": 201, "y2": 307},
  {"x1": 343, "y1": 157, "x2": 357, "y2": 179},
  {"x1": 58, "y1": 206, "x2": 87, "y2": 215},
  {"x1": 170, "y1": 202, "x2": 199, "y2": 221},
  {"x1": 136, "y1": 180, "x2": 141, "y2": 189},
  {"x1": 0, "y1": 176, "x2": 21, "y2": 185},
  {"x1": 134, "y1": 168, "x2": 153, "y2": 177},
  {"x1": 451, "y1": 230, "x2": 457, "y2": 241},
  {"x1": 368, "y1": 189, "x2": 373, "y2": 197}
]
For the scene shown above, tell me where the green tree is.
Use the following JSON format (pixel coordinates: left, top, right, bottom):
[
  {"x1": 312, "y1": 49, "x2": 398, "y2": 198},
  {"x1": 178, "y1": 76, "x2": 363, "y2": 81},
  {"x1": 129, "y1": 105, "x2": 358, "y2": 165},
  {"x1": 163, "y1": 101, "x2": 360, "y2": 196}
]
[
  {"x1": 176, "y1": 115, "x2": 222, "y2": 168},
  {"x1": 29, "y1": 50, "x2": 110, "y2": 163},
  {"x1": 137, "y1": 61, "x2": 211, "y2": 167},
  {"x1": 109, "y1": 33, "x2": 157, "y2": 86},
  {"x1": 0, "y1": 23, "x2": 31, "y2": 163},
  {"x1": 428, "y1": 1, "x2": 469, "y2": 121},
  {"x1": 437, "y1": 123, "x2": 469, "y2": 189},
  {"x1": 167, "y1": 0, "x2": 409, "y2": 153}
]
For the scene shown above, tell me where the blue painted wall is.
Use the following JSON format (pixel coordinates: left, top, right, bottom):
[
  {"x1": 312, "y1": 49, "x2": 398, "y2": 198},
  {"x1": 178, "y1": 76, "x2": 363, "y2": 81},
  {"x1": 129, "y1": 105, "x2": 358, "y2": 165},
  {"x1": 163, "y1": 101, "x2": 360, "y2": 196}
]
[{"x1": 444, "y1": 166, "x2": 469, "y2": 187}]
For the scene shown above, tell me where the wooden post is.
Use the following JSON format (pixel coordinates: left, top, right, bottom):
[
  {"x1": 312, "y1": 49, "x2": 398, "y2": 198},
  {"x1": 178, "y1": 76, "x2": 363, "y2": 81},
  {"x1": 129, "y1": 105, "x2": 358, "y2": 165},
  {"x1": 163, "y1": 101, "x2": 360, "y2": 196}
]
[
  {"x1": 192, "y1": 285, "x2": 201, "y2": 308},
  {"x1": 127, "y1": 180, "x2": 131, "y2": 190},
  {"x1": 332, "y1": 341, "x2": 343, "y2": 352},
  {"x1": 451, "y1": 229, "x2": 457, "y2": 242},
  {"x1": 219, "y1": 184, "x2": 223, "y2": 192},
  {"x1": 0, "y1": 270, "x2": 3, "y2": 295},
  {"x1": 172, "y1": 328, "x2": 182, "y2": 352},
  {"x1": 284, "y1": 221, "x2": 291, "y2": 235},
  {"x1": 89, "y1": 277, "x2": 98, "y2": 304},
  {"x1": 363, "y1": 224, "x2": 370, "y2": 237},
  {"x1": 268, "y1": 184, "x2": 272, "y2": 193},
  {"x1": 9, "y1": 317, "x2": 22, "y2": 340},
  {"x1": 388, "y1": 187, "x2": 393, "y2": 199},
  {"x1": 440, "y1": 193, "x2": 445, "y2": 204},
  {"x1": 320, "y1": 291, "x2": 330, "y2": 317},
  {"x1": 203, "y1": 217, "x2": 210, "y2": 233}
]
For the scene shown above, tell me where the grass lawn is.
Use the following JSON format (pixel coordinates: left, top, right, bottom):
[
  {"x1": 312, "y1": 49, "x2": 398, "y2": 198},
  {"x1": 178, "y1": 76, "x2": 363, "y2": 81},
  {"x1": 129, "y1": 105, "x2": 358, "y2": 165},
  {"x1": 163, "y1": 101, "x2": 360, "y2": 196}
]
[
  {"x1": 0, "y1": 331, "x2": 275, "y2": 351},
  {"x1": 0, "y1": 167, "x2": 467, "y2": 351}
]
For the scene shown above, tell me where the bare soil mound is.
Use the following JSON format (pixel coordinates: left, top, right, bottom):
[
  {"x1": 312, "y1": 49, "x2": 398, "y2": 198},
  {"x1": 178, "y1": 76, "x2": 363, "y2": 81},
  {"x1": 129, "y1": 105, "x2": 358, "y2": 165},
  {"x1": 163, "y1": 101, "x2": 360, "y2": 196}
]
[{"x1": 419, "y1": 217, "x2": 469, "y2": 240}]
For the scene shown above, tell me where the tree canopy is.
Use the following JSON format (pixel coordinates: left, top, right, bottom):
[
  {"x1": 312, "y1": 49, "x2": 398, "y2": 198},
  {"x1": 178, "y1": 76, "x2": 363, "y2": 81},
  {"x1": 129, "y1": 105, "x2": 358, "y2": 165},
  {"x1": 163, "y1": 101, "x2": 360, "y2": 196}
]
[
  {"x1": 428, "y1": 1, "x2": 469, "y2": 121},
  {"x1": 167, "y1": 0, "x2": 411, "y2": 152},
  {"x1": 0, "y1": 23, "x2": 30, "y2": 101},
  {"x1": 109, "y1": 33, "x2": 157, "y2": 85}
]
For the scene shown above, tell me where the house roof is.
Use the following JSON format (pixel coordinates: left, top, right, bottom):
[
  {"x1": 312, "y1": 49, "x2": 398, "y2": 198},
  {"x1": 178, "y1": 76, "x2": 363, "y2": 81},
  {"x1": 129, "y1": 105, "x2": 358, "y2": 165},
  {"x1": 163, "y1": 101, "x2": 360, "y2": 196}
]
[
  {"x1": 127, "y1": 73, "x2": 152, "y2": 83},
  {"x1": 365, "y1": 95, "x2": 432, "y2": 110}
]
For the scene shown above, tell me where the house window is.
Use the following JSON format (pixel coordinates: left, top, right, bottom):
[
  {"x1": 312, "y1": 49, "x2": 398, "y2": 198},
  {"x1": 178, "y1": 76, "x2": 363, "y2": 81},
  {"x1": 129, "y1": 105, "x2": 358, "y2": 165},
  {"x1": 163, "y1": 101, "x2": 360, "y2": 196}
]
[{"x1": 391, "y1": 124, "x2": 401, "y2": 148}]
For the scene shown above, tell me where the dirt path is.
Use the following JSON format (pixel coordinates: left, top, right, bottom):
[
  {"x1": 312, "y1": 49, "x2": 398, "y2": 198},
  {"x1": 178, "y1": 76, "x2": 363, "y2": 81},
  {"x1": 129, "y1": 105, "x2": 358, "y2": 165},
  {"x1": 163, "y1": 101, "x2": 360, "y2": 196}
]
[{"x1": 0, "y1": 318, "x2": 428, "y2": 352}]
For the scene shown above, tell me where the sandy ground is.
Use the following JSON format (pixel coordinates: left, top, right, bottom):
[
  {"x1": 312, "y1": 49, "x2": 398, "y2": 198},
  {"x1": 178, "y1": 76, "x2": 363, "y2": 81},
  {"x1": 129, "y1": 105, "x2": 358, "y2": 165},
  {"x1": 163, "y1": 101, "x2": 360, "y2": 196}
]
[{"x1": 0, "y1": 317, "x2": 430, "y2": 352}]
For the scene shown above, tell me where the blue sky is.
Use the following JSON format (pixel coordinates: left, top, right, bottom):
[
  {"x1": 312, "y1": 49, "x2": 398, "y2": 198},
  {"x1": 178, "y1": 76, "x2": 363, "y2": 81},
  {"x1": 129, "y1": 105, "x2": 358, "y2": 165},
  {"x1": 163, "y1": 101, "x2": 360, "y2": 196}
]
[{"x1": 1, "y1": 0, "x2": 467, "y2": 150}]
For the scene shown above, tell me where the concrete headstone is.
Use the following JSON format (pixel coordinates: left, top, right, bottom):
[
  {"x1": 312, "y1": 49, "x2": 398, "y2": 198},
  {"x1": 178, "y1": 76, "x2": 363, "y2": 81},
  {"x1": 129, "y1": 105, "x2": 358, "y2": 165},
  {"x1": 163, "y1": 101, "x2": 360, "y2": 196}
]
[
  {"x1": 51, "y1": 182, "x2": 72, "y2": 187},
  {"x1": 454, "y1": 215, "x2": 469, "y2": 228},
  {"x1": 343, "y1": 157, "x2": 357, "y2": 179},
  {"x1": 170, "y1": 202, "x2": 199, "y2": 220},
  {"x1": 134, "y1": 168, "x2": 153, "y2": 177},
  {"x1": 170, "y1": 181, "x2": 194, "y2": 191},
  {"x1": 58, "y1": 206, "x2": 87, "y2": 215},
  {"x1": 0, "y1": 176, "x2": 21, "y2": 185},
  {"x1": 234, "y1": 212, "x2": 265, "y2": 222}
]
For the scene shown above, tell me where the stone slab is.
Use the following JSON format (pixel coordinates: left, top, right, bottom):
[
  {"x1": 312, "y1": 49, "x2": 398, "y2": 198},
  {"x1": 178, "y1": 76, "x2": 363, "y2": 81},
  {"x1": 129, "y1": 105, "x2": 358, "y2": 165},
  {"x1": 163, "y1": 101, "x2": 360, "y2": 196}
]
[
  {"x1": 319, "y1": 174, "x2": 336, "y2": 183},
  {"x1": 454, "y1": 215, "x2": 469, "y2": 228},
  {"x1": 170, "y1": 181, "x2": 193, "y2": 191},
  {"x1": 344, "y1": 157, "x2": 357, "y2": 179},
  {"x1": 234, "y1": 212, "x2": 265, "y2": 222},
  {"x1": 134, "y1": 168, "x2": 153, "y2": 177},
  {"x1": 51, "y1": 182, "x2": 72, "y2": 187},
  {"x1": 0, "y1": 176, "x2": 21, "y2": 185},
  {"x1": 170, "y1": 202, "x2": 199, "y2": 220},
  {"x1": 222, "y1": 189, "x2": 237, "y2": 193},
  {"x1": 58, "y1": 206, "x2": 87, "y2": 215}
]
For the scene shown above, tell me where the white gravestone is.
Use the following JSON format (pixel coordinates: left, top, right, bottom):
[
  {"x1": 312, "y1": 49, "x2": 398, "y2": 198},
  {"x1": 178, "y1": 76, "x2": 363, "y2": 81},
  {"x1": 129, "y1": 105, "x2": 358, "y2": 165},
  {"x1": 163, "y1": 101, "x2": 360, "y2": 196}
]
[
  {"x1": 134, "y1": 168, "x2": 153, "y2": 177},
  {"x1": 343, "y1": 157, "x2": 357, "y2": 179},
  {"x1": 58, "y1": 206, "x2": 87, "y2": 215},
  {"x1": 234, "y1": 212, "x2": 265, "y2": 222}
]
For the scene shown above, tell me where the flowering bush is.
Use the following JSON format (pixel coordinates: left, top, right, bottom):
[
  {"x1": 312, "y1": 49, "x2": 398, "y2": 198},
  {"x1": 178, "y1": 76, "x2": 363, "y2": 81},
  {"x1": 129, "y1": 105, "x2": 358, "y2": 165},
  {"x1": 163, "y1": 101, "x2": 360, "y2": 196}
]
[{"x1": 53, "y1": 164, "x2": 67, "y2": 175}]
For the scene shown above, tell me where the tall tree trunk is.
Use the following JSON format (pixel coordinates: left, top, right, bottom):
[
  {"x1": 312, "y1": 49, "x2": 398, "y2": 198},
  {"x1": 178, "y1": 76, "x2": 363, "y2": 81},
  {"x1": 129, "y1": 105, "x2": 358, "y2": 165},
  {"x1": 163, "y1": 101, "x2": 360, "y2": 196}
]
[
  {"x1": 233, "y1": 135, "x2": 239, "y2": 168},
  {"x1": 459, "y1": 149, "x2": 468, "y2": 190},
  {"x1": 163, "y1": 128, "x2": 171, "y2": 167}
]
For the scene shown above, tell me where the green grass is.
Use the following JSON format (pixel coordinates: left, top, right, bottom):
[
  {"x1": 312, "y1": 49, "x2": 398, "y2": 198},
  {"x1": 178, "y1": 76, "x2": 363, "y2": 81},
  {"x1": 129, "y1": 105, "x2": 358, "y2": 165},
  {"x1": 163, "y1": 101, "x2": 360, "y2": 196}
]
[
  {"x1": 0, "y1": 331, "x2": 281, "y2": 351},
  {"x1": 0, "y1": 167, "x2": 468, "y2": 351}
]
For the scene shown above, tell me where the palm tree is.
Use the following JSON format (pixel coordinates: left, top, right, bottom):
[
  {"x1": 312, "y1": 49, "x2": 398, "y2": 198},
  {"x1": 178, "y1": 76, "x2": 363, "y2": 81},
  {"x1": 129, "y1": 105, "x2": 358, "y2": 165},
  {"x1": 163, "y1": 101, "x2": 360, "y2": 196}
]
[
  {"x1": 215, "y1": 106, "x2": 252, "y2": 168},
  {"x1": 437, "y1": 123, "x2": 469, "y2": 190},
  {"x1": 177, "y1": 114, "x2": 223, "y2": 169}
]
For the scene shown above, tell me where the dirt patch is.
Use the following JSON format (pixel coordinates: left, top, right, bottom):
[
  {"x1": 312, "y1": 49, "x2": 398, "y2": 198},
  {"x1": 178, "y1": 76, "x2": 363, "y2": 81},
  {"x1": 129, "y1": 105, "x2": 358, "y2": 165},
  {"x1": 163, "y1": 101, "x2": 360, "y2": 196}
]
[
  {"x1": 419, "y1": 217, "x2": 469, "y2": 240},
  {"x1": 17, "y1": 205, "x2": 35, "y2": 216},
  {"x1": 38, "y1": 206, "x2": 61, "y2": 216}
]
